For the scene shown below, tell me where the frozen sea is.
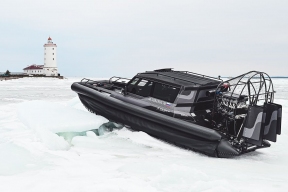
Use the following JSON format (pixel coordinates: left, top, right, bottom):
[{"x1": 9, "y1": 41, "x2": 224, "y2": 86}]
[{"x1": 0, "y1": 77, "x2": 287, "y2": 192}]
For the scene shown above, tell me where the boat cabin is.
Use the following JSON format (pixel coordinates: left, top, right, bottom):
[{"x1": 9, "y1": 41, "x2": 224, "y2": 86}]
[{"x1": 125, "y1": 68, "x2": 221, "y2": 112}]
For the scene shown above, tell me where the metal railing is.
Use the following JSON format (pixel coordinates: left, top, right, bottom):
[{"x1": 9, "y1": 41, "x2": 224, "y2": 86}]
[
  {"x1": 81, "y1": 78, "x2": 97, "y2": 84},
  {"x1": 177, "y1": 71, "x2": 221, "y2": 81},
  {"x1": 138, "y1": 70, "x2": 221, "y2": 86},
  {"x1": 108, "y1": 76, "x2": 131, "y2": 84}
]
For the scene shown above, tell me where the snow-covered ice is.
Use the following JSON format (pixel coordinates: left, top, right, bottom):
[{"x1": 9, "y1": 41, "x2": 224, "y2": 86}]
[{"x1": 0, "y1": 77, "x2": 287, "y2": 191}]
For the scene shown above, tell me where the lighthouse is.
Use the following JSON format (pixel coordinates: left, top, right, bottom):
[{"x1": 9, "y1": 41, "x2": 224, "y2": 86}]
[{"x1": 43, "y1": 37, "x2": 58, "y2": 76}]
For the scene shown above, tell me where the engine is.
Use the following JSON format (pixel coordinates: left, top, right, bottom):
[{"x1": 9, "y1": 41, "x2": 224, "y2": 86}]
[{"x1": 210, "y1": 71, "x2": 281, "y2": 151}]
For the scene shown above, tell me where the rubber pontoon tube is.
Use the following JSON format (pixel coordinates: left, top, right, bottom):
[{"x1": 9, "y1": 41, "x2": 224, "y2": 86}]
[{"x1": 72, "y1": 83, "x2": 222, "y2": 141}]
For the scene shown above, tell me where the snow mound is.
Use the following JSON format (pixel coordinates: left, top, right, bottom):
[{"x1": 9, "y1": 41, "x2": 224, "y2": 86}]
[
  {"x1": 0, "y1": 142, "x2": 44, "y2": 175},
  {"x1": 16, "y1": 100, "x2": 108, "y2": 149},
  {"x1": 66, "y1": 97, "x2": 87, "y2": 111},
  {"x1": 17, "y1": 100, "x2": 107, "y2": 133}
]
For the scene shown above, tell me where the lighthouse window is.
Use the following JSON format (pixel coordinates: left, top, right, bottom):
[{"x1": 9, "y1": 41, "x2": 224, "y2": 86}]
[
  {"x1": 53, "y1": 58, "x2": 54, "y2": 60},
  {"x1": 52, "y1": 48, "x2": 54, "y2": 50},
  {"x1": 53, "y1": 53, "x2": 54, "y2": 55}
]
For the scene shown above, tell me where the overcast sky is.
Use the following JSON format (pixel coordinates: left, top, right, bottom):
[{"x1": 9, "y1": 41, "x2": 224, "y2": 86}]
[{"x1": 0, "y1": 0, "x2": 287, "y2": 77}]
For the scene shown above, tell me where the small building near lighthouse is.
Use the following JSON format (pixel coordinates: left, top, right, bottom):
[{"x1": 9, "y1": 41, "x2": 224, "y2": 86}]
[{"x1": 23, "y1": 64, "x2": 44, "y2": 75}]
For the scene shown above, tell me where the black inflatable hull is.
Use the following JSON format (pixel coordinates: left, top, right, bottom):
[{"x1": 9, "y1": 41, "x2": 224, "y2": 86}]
[{"x1": 72, "y1": 83, "x2": 242, "y2": 157}]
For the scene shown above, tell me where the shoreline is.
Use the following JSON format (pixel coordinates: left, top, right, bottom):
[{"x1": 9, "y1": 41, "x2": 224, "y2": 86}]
[{"x1": 0, "y1": 76, "x2": 64, "y2": 81}]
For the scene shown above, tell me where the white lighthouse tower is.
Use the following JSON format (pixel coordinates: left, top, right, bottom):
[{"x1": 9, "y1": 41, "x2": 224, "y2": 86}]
[{"x1": 43, "y1": 37, "x2": 58, "y2": 76}]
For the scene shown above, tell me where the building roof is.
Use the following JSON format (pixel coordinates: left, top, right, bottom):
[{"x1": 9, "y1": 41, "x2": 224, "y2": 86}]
[
  {"x1": 48, "y1": 36, "x2": 52, "y2": 40},
  {"x1": 23, "y1": 65, "x2": 44, "y2": 70},
  {"x1": 136, "y1": 68, "x2": 222, "y2": 88}
]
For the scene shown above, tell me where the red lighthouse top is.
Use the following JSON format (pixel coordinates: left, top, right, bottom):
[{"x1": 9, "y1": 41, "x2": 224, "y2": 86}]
[{"x1": 44, "y1": 37, "x2": 57, "y2": 47}]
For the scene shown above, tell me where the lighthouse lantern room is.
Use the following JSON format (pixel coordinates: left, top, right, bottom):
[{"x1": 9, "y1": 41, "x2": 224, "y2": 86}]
[{"x1": 43, "y1": 37, "x2": 58, "y2": 76}]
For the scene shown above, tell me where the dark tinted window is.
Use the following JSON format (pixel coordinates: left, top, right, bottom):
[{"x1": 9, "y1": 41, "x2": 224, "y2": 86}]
[
  {"x1": 127, "y1": 78, "x2": 140, "y2": 93},
  {"x1": 127, "y1": 78, "x2": 153, "y2": 97},
  {"x1": 152, "y1": 83, "x2": 179, "y2": 103},
  {"x1": 134, "y1": 79, "x2": 153, "y2": 97},
  {"x1": 130, "y1": 78, "x2": 139, "y2": 85}
]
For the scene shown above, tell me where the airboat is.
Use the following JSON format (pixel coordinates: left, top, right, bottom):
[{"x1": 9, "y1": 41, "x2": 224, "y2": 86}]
[{"x1": 71, "y1": 69, "x2": 282, "y2": 157}]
